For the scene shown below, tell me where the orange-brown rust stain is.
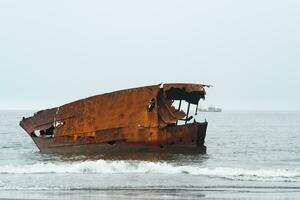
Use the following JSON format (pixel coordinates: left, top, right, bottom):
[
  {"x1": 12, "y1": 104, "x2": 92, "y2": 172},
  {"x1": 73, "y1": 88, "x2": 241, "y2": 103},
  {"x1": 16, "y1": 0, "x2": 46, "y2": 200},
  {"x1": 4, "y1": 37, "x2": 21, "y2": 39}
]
[
  {"x1": 20, "y1": 84, "x2": 208, "y2": 149},
  {"x1": 51, "y1": 85, "x2": 161, "y2": 144}
]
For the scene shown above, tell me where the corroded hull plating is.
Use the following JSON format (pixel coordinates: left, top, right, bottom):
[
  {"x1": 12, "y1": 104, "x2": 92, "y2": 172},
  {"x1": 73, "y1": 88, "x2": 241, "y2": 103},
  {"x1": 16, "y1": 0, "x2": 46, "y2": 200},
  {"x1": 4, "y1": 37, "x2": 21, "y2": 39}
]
[
  {"x1": 20, "y1": 83, "x2": 209, "y2": 154},
  {"x1": 30, "y1": 122, "x2": 207, "y2": 153}
]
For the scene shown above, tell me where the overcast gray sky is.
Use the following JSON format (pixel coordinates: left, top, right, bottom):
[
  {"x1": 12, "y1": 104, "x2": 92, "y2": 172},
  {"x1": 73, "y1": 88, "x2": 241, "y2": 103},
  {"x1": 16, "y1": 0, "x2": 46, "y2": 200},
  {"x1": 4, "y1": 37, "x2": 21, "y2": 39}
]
[{"x1": 0, "y1": 0, "x2": 299, "y2": 110}]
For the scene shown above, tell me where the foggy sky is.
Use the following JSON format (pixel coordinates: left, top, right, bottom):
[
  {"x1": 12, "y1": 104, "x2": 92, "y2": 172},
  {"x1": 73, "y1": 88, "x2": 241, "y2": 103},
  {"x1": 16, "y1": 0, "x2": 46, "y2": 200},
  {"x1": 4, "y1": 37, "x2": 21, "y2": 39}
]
[{"x1": 0, "y1": 0, "x2": 299, "y2": 110}]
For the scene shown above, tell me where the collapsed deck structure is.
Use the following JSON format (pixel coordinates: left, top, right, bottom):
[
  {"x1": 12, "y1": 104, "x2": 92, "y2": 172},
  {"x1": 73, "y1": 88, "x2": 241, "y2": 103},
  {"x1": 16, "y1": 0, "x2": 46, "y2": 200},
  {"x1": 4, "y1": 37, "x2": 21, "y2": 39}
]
[{"x1": 20, "y1": 83, "x2": 209, "y2": 154}]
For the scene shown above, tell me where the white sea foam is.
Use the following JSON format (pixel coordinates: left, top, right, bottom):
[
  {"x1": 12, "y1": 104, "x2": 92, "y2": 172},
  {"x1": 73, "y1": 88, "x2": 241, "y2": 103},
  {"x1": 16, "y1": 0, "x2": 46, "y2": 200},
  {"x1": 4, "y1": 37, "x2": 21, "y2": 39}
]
[{"x1": 0, "y1": 160, "x2": 300, "y2": 182}]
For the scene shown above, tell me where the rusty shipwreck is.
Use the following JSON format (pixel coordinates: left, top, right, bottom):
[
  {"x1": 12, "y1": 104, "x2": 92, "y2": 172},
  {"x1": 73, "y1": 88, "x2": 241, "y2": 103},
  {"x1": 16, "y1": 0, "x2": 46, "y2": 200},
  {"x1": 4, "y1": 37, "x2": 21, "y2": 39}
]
[{"x1": 20, "y1": 83, "x2": 209, "y2": 154}]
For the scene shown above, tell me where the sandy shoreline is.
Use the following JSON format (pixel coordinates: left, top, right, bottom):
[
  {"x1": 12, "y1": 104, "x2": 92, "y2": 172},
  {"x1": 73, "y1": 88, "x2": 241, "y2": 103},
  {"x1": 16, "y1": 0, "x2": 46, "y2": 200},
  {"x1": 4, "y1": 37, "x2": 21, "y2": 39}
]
[{"x1": 1, "y1": 188, "x2": 300, "y2": 200}]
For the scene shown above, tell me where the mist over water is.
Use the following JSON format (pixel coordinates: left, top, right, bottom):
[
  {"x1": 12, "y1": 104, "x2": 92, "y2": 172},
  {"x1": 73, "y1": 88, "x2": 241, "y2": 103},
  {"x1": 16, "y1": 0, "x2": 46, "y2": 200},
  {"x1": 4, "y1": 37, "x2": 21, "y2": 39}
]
[{"x1": 1, "y1": 110, "x2": 300, "y2": 199}]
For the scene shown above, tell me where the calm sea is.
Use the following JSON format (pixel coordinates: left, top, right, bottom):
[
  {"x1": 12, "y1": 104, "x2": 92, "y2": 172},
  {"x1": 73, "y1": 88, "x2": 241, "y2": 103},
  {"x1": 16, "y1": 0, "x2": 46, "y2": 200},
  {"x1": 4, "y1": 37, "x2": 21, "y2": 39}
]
[{"x1": 0, "y1": 110, "x2": 300, "y2": 199}]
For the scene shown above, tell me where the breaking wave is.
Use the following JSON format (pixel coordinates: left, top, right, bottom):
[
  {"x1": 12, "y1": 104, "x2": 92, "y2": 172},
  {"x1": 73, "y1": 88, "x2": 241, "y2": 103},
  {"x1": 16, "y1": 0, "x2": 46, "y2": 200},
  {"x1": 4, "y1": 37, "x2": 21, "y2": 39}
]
[{"x1": 1, "y1": 160, "x2": 300, "y2": 182}]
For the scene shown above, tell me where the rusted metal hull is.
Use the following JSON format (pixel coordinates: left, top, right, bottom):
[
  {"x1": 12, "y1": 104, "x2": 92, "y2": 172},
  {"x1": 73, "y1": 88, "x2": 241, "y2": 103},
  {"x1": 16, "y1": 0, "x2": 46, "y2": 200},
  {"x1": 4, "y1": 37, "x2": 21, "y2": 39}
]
[
  {"x1": 30, "y1": 122, "x2": 207, "y2": 153},
  {"x1": 20, "y1": 83, "x2": 209, "y2": 155}
]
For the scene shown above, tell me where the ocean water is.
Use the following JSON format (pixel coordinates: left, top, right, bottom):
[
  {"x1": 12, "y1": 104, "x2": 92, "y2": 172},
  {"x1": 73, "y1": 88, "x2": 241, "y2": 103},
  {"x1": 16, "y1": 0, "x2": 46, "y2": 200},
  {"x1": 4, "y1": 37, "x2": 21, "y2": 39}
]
[{"x1": 0, "y1": 110, "x2": 300, "y2": 199}]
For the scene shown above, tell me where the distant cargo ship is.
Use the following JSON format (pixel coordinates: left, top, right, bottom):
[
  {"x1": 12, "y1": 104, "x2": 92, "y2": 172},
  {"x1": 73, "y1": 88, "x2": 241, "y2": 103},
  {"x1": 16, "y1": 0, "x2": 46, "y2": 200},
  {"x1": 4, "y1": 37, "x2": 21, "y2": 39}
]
[{"x1": 198, "y1": 106, "x2": 222, "y2": 112}]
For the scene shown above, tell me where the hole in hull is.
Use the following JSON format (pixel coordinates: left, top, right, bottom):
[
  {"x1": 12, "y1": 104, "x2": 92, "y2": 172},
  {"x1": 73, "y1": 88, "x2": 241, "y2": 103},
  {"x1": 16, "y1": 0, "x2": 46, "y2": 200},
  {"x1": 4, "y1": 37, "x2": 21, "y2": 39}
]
[{"x1": 107, "y1": 141, "x2": 116, "y2": 145}]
